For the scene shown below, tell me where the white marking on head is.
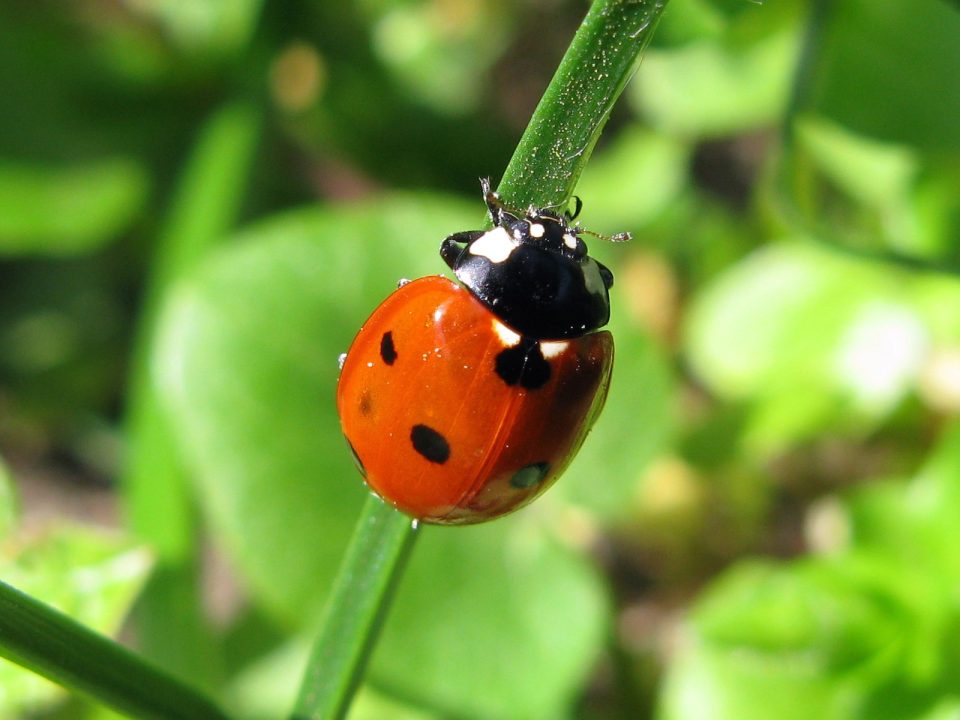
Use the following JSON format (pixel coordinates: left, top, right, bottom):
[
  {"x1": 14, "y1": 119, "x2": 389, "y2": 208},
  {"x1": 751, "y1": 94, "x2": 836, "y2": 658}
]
[
  {"x1": 492, "y1": 319, "x2": 521, "y2": 347},
  {"x1": 563, "y1": 233, "x2": 578, "y2": 250},
  {"x1": 470, "y1": 226, "x2": 517, "y2": 264},
  {"x1": 529, "y1": 223, "x2": 545, "y2": 238},
  {"x1": 540, "y1": 340, "x2": 569, "y2": 359}
]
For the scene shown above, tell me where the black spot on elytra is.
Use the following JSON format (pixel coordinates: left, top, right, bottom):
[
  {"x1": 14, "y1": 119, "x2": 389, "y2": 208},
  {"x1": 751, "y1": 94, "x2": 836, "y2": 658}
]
[
  {"x1": 510, "y1": 462, "x2": 550, "y2": 489},
  {"x1": 410, "y1": 424, "x2": 450, "y2": 464},
  {"x1": 380, "y1": 331, "x2": 397, "y2": 365},
  {"x1": 494, "y1": 338, "x2": 551, "y2": 390},
  {"x1": 358, "y1": 390, "x2": 373, "y2": 416},
  {"x1": 345, "y1": 437, "x2": 367, "y2": 478}
]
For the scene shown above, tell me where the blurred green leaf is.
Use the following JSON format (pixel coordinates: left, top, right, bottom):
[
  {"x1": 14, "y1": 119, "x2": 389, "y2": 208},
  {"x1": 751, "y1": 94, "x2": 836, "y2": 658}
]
[
  {"x1": 362, "y1": 1, "x2": 513, "y2": 115},
  {"x1": 685, "y1": 241, "x2": 866, "y2": 397},
  {"x1": 660, "y1": 423, "x2": 960, "y2": 720},
  {"x1": 371, "y1": 523, "x2": 607, "y2": 720},
  {"x1": 651, "y1": 0, "x2": 730, "y2": 45},
  {"x1": 557, "y1": 311, "x2": 674, "y2": 520},
  {"x1": 848, "y1": 423, "x2": 960, "y2": 587},
  {"x1": 127, "y1": 0, "x2": 264, "y2": 57},
  {"x1": 576, "y1": 127, "x2": 690, "y2": 233},
  {"x1": 0, "y1": 160, "x2": 148, "y2": 256},
  {"x1": 0, "y1": 528, "x2": 152, "y2": 647},
  {"x1": 809, "y1": 0, "x2": 960, "y2": 152},
  {"x1": 684, "y1": 241, "x2": 934, "y2": 450},
  {"x1": 631, "y1": 4, "x2": 802, "y2": 137},
  {"x1": 910, "y1": 273, "x2": 960, "y2": 345},
  {"x1": 658, "y1": 414, "x2": 960, "y2": 720},
  {"x1": 775, "y1": 116, "x2": 960, "y2": 265},
  {"x1": 0, "y1": 457, "x2": 16, "y2": 540},
  {"x1": 347, "y1": 687, "x2": 439, "y2": 720},
  {"x1": 227, "y1": 639, "x2": 307, "y2": 719},
  {"x1": 917, "y1": 698, "x2": 960, "y2": 720},
  {"x1": 0, "y1": 526, "x2": 152, "y2": 718},
  {"x1": 660, "y1": 638, "x2": 854, "y2": 720},
  {"x1": 907, "y1": 163, "x2": 960, "y2": 265},
  {"x1": 795, "y1": 117, "x2": 918, "y2": 211},
  {"x1": 659, "y1": 555, "x2": 943, "y2": 720}
]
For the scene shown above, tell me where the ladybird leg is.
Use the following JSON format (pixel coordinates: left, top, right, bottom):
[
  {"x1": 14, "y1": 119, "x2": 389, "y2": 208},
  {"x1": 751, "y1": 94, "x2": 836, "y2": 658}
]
[
  {"x1": 440, "y1": 231, "x2": 483, "y2": 269},
  {"x1": 480, "y1": 177, "x2": 521, "y2": 227},
  {"x1": 480, "y1": 177, "x2": 500, "y2": 220}
]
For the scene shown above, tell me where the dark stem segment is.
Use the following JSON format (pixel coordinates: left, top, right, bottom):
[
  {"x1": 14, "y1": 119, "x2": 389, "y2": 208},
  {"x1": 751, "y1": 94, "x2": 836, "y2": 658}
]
[
  {"x1": 290, "y1": 495, "x2": 420, "y2": 720},
  {"x1": 498, "y1": 0, "x2": 670, "y2": 212},
  {"x1": 0, "y1": 579, "x2": 229, "y2": 720}
]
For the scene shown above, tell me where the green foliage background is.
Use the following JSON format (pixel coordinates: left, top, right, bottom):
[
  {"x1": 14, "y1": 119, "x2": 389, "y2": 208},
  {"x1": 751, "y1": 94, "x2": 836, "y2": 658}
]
[{"x1": 1, "y1": 0, "x2": 959, "y2": 718}]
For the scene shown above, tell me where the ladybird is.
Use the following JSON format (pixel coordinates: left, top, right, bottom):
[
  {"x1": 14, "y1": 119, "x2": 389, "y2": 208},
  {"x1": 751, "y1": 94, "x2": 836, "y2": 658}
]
[{"x1": 336, "y1": 179, "x2": 625, "y2": 524}]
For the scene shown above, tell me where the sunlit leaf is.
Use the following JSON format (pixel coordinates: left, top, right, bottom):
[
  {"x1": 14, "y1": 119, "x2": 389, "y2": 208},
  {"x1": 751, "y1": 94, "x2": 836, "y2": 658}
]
[
  {"x1": 848, "y1": 423, "x2": 960, "y2": 586},
  {"x1": 0, "y1": 526, "x2": 151, "y2": 717},
  {"x1": 362, "y1": 1, "x2": 513, "y2": 115},
  {"x1": 659, "y1": 555, "x2": 943, "y2": 720},
  {"x1": 127, "y1": 0, "x2": 264, "y2": 57},
  {"x1": 683, "y1": 241, "x2": 936, "y2": 450},
  {"x1": 810, "y1": 0, "x2": 960, "y2": 152},
  {"x1": 575, "y1": 127, "x2": 690, "y2": 232},
  {"x1": 631, "y1": 5, "x2": 802, "y2": 137},
  {"x1": 372, "y1": 523, "x2": 606, "y2": 720},
  {"x1": 557, "y1": 311, "x2": 674, "y2": 520},
  {"x1": 795, "y1": 117, "x2": 918, "y2": 210},
  {"x1": 775, "y1": 116, "x2": 960, "y2": 265},
  {"x1": 0, "y1": 458, "x2": 16, "y2": 541},
  {"x1": 0, "y1": 160, "x2": 148, "y2": 256}
]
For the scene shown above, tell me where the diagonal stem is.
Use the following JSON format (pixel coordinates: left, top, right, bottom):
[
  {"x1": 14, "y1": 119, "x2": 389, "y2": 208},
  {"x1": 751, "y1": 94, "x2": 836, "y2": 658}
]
[
  {"x1": 499, "y1": 0, "x2": 669, "y2": 210},
  {"x1": 0, "y1": 579, "x2": 229, "y2": 720}
]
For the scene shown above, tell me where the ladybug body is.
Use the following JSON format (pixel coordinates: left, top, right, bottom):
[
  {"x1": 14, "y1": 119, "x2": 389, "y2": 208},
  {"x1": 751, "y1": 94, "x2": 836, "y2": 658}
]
[{"x1": 337, "y1": 180, "x2": 621, "y2": 524}]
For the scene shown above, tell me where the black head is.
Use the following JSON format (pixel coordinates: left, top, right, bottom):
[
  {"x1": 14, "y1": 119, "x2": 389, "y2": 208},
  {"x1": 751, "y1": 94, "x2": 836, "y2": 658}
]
[{"x1": 440, "y1": 179, "x2": 620, "y2": 340}]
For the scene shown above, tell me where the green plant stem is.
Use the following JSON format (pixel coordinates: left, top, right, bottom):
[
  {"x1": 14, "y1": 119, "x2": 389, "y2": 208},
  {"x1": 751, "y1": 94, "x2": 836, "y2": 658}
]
[
  {"x1": 290, "y1": 495, "x2": 419, "y2": 720},
  {"x1": 0, "y1": 579, "x2": 229, "y2": 720},
  {"x1": 499, "y1": 0, "x2": 669, "y2": 210},
  {"x1": 290, "y1": 1, "x2": 668, "y2": 717}
]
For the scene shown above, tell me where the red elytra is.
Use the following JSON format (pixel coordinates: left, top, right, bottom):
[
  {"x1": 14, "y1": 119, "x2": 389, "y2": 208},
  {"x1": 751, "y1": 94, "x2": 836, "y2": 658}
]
[{"x1": 336, "y1": 275, "x2": 613, "y2": 525}]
